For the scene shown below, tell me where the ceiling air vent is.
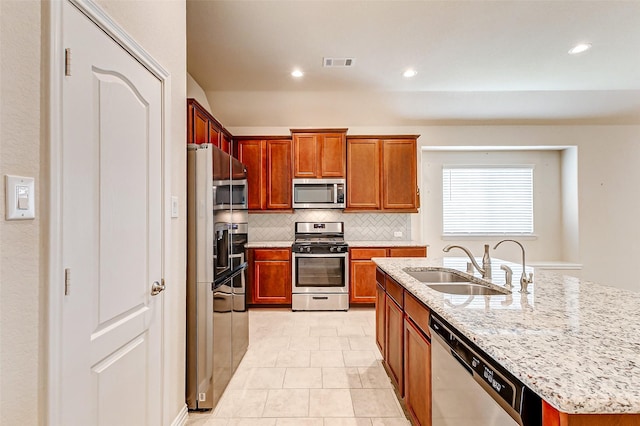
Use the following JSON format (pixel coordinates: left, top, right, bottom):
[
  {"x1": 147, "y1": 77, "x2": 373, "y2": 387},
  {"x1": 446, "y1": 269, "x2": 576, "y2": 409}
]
[{"x1": 323, "y1": 57, "x2": 355, "y2": 68}]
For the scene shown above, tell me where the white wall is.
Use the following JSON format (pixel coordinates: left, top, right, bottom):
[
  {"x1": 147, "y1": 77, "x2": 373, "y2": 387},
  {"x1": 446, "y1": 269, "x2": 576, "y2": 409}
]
[
  {"x1": 187, "y1": 72, "x2": 212, "y2": 112},
  {"x1": 0, "y1": 1, "x2": 187, "y2": 424},
  {"x1": 420, "y1": 149, "x2": 563, "y2": 263},
  {"x1": 0, "y1": 1, "x2": 43, "y2": 424}
]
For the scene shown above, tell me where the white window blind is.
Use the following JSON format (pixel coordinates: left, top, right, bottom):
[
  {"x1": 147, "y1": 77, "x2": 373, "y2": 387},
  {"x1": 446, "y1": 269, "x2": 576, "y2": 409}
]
[{"x1": 442, "y1": 166, "x2": 534, "y2": 235}]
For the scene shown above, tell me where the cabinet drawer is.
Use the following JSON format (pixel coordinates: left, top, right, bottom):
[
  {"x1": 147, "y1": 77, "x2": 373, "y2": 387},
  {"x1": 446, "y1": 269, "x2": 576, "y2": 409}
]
[
  {"x1": 404, "y1": 292, "x2": 430, "y2": 338},
  {"x1": 385, "y1": 276, "x2": 404, "y2": 308},
  {"x1": 351, "y1": 248, "x2": 387, "y2": 260},
  {"x1": 388, "y1": 247, "x2": 427, "y2": 257},
  {"x1": 253, "y1": 248, "x2": 290, "y2": 261}
]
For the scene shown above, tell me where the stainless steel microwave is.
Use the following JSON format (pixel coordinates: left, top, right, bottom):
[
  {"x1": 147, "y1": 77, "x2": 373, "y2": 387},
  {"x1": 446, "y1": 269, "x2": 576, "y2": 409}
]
[{"x1": 292, "y1": 178, "x2": 346, "y2": 209}]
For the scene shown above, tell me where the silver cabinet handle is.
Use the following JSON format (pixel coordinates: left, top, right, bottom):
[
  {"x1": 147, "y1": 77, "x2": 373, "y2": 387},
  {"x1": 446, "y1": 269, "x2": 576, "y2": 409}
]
[{"x1": 151, "y1": 280, "x2": 165, "y2": 296}]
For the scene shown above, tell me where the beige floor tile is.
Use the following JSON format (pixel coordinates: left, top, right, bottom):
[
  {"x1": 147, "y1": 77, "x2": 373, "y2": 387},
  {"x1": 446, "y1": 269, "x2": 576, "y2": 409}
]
[
  {"x1": 350, "y1": 389, "x2": 403, "y2": 418},
  {"x1": 309, "y1": 389, "x2": 355, "y2": 417},
  {"x1": 342, "y1": 350, "x2": 378, "y2": 367},
  {"x1": 357, "y1": 365, "x2": 392, "y2": 389},
  {"x1": 319, "y1": 336, "x2": 352, "y2": 351},
  {"x1": 325, "y1": 418, "x2": 372, "y2": 426},
  {"x1": 227, "y1": 419, "x2": 276, "y2": 426},
  {"x1": 213, "y1": 389, "x2": 268, "y2": 418},
  {"x1": 337, "y1": 325, "x2": 366, "y2": 337},
  {"x1": 243, "y1": 368, "x2": 286, "y2": 389},
  {"x1": 310, "y1": 350, "x2": 345, "y2": 367},
  {"x1": 281, "y1": 325, "x2": 311, "y2": 337},
  {"x1": 283, "y1": 368, "x2": 323, "y2": 389},
  {"x1": 309, "y1": 326, "x2": 338, "y2": 337},
  {"x1": 240, "y1": 350, "x2": 279, "y2": 368},
  {"x1": 251, "y1": 336, "x2": 292, "y2": 352},
  {"x1": 349, "y1": 336, "x2": 378, "y2": 351},
  {"x1": 321, "y1": 367, "x2": 362, "y2": 389},
  {"x1": 262, "y1": 389, "x2": 310, "y2": 417},
  {"x1": 276, "y1": 350, "x2": 311, "y2": 367},
  {"x1": 276, "y1": 418, "x2": 323, "y2": 426},
  {"x1": 370, "y1": 419, "x2": 411, "y2": 426},
  {"x1": 203, "y1": 419, "x2": 231, "y2": 426},
  {"x1": 289, "y1": 336, "x2": 320, "y2": 351}
]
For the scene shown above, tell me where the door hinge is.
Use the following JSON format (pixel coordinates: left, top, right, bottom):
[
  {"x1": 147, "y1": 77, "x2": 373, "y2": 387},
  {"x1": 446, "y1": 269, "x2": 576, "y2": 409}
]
[
  {"x1": 64, "y1": 48, "x2": 71, "y2": 76},
  {"x1": 64, "y1": 268, "x2": 71, "y2": 296}
]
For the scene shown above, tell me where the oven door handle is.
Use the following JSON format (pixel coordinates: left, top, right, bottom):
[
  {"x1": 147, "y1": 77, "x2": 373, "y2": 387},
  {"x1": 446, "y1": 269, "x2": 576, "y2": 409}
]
[{"x1": 292, "y1": 253, "x2": 348, "y2": 258}]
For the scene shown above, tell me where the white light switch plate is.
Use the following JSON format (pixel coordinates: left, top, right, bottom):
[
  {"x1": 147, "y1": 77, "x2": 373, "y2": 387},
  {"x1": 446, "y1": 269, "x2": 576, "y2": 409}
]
[
  {"x1": 5, "y1": 175, "x2": 35, "y2": 220},
  {"x1": 394, "y1": 231, "x2": 403, "y2": 237}
]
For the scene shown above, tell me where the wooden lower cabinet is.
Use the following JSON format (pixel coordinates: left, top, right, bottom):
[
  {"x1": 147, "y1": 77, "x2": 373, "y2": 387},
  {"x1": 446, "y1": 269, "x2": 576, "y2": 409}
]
[
  {"x1": 375, "y1": 283, "x2": 386, "y2": 354},
  {"x1": 350, "y1": 246, "x2": 427, "y2": 305},
  {"x1": 385, "y1": 294, "x2": 404, "y2": 395},
  {"x1": 404, "y1": 316, "x2": 432, "y2": 426},
  {"x1": 249, "y1": 248, "x2": 292, "y2": 305}
]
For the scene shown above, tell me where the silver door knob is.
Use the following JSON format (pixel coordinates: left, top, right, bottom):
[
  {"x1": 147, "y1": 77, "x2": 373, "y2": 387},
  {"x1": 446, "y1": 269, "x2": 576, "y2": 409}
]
[{"x1": 151, "y1": 280, "x2": 165, "y2": 296}]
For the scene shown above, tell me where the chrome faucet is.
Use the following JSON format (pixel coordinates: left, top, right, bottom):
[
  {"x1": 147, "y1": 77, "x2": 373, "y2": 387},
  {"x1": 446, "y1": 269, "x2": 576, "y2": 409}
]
[
  {"x1": 493, "y1": 239, "x2": 533, "y2": 293},
  {"x1": 443, "y1": 244, "x2": 492, "y2": 279}
]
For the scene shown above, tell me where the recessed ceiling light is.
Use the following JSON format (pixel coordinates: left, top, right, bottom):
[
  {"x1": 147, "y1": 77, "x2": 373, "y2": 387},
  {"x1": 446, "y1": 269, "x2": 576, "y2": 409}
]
[
  {"x1": 568, "y1": 43, "x2": 592, "y2": 55},
  {"x1": 291, "y1": 69, "x2": 304, "y2": 78},
  {"x1": 403, "y1": 69, "x2": 417, "y2": 78}
]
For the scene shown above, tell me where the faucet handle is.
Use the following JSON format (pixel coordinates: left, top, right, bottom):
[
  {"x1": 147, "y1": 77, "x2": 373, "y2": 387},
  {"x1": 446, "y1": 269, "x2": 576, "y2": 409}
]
[{"x1": 500, "y1": 265, "x2": 513, "y2": 288}]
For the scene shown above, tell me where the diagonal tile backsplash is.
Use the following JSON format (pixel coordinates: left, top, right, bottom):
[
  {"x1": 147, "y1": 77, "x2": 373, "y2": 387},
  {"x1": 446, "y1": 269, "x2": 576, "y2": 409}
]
[{"x1": 248, "y1": 211, "x2": 411, "y2": 241}]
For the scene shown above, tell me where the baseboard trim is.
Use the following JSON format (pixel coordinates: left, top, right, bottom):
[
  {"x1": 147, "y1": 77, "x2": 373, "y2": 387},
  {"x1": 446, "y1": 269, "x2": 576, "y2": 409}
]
[{"x1": 170, "y1": 404, "x2": 189, "y2": 426}]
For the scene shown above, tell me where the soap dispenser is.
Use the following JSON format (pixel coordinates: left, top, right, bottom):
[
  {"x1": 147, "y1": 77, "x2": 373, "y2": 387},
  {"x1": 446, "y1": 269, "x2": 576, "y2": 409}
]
[{"x1": 482, "y1": 244, "x2": 492, "y2": 279}]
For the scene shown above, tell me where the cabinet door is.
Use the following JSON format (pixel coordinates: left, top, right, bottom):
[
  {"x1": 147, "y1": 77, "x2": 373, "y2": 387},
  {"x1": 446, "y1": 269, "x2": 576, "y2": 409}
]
[
  {"x1": 385, "y1": 294, "x2": 404, "y2": 395},
  {"x1": 252, "y1": 250, "x2": 292, "y2": 304},
  {"x1": 320, "y1": 133, "x2": 346, "y2": 177},
  {"x1": 193, "y1": 107, "x2": 209, "y2": 144},
  {"x1": 404, "y1": 317, "x2": 431, "y2": 426},
  {"x1": 266, "y1": 139, "x2": 292, "y2": 209},
  {"x1": 350, "y1": 248, "x2": 386, "y2": 304},
  {"x1": 375, "y1": 282, "x2": 386, "y2": 355},
  {"x1": 237, "y1": 140, "x2": 266, "y2": 210},
  {"x1": 347, "y1": 139, "x2": 380, "y2": 209},
  {"x1": 293, "y1": 134, "x2": 319, "y2": 178},
  {"x1": 382, "y1": 139, "x2": 417, "y2": 210},
  {"x1": 209, "y1": 121, "x2": 220, "y2": 146},
  {"x1": 350, "y1": 260, "x2": 378, "y2": 304},
  {"x1": 388, "y1": 247, "x2": 427, "y2": 258},
  {"x1": 220, "y1": 132, "x2": 231, "y2": 154}
]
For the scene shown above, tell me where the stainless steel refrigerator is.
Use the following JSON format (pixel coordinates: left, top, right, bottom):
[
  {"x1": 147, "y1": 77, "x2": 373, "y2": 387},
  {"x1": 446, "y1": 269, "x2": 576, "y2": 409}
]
[{"x1": 186, "y1": 143, "x2": 249, "y2": 410}]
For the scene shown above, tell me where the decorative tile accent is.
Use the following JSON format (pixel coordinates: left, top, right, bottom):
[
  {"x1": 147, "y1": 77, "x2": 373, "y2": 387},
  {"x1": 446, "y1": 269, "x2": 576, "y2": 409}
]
[{"x1": 248, "y1": 212, "x2": 411, "y2": 242}]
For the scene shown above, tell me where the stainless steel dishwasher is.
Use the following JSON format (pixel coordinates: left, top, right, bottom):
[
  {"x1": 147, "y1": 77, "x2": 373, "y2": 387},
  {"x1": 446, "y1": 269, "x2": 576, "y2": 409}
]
[{"x1": 429, "y1": 313, "x2": 542, "y2": 426}]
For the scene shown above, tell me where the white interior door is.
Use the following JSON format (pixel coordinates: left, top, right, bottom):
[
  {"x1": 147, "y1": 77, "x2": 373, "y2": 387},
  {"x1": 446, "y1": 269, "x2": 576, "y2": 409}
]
[{"x1": 60, "y1": 2, "x2": 164, "y2": 425}]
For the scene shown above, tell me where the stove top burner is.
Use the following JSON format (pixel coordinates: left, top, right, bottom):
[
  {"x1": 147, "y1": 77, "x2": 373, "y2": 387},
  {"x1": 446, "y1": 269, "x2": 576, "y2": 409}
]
[{"x1": 292, "y1": 221, "x2": 348, "y2": 253}]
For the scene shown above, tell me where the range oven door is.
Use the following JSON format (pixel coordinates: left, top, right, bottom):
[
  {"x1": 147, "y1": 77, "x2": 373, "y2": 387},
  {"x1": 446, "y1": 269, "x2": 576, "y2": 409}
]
[{"x1": 292, "y1": 252, "x2": 349, "y2": 294}]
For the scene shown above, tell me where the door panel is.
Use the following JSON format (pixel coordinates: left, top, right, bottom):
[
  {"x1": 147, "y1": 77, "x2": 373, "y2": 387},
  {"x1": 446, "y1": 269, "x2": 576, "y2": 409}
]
[{"x1": 61, "y1": 3, "x2": 163, "y2": 424}]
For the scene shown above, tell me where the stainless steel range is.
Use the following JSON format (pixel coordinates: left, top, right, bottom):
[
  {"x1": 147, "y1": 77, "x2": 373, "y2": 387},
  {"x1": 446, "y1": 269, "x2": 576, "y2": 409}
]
[{"x1": 291, "y1": 222, "x2": 349, "y2": 311}]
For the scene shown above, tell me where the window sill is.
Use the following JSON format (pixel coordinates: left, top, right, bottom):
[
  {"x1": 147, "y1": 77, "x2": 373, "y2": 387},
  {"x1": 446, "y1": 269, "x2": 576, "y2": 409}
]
[{"x1": 441, "y1": 234, "x2": 538, "y2": 241}]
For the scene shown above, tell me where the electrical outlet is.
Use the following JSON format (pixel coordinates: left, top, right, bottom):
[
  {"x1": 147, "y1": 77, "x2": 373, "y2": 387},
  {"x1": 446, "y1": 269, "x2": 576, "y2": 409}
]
[{"x1": 394, "y1": 231, "x2": 403, "y2": 237}]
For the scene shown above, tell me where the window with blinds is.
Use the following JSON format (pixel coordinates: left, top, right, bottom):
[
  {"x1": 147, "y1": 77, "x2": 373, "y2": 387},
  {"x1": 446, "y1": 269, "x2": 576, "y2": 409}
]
[{"x1": 442, "y1": 166, "x2": 534, "y2": 235}]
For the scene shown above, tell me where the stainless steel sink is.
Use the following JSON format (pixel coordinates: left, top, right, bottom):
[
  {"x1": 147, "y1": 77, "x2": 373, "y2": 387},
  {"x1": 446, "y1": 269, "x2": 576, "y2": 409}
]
[
  {"x1": 426, "y1": 283, "x2": 507, "y2": 295},
  {"x1": 403, "y1": 268, "x2": 510, "y2": 295},
  {"x1": 404, "y1": 270, "x2": 468, "y2": 283}
]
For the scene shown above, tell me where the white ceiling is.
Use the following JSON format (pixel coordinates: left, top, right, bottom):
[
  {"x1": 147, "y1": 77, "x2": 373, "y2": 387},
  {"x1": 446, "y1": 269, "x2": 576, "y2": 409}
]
[{"x1": 186, "y1": 1, "x2": 640, "y2": 127}]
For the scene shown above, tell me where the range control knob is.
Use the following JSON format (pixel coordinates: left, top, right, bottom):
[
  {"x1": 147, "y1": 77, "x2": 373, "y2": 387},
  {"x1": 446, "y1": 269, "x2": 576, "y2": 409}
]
[
  {"x1": 305, "y1": 246, "x2": 311, "y2": 253},
  {"x1": 329, "y1": 246, "x2": 336, "y2": 252}
]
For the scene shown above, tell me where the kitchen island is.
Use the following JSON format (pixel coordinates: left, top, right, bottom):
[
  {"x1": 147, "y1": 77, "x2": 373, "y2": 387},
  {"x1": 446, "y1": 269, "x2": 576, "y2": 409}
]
[{"x1": 373, "y1": 256, "x2": 640, "y2": 425}]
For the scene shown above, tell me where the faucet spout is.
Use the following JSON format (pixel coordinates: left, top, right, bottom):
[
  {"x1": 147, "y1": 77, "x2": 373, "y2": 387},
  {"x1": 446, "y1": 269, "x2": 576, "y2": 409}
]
[
  {"x1": 493, "y1": 239, "x2": 533, "y2": 293},
  {"x1": 443, "y1": 244, "x2": 492, "y2": 279}
]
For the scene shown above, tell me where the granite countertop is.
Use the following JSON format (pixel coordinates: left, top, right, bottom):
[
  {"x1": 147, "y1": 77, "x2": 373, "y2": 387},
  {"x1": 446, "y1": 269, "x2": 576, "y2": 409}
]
[
  {"x1": 372, "y1": 256, "x2": 640, "y2": 415},
  {"x1": 245, "y1": 241, "x2": 293, "y2": 248}
]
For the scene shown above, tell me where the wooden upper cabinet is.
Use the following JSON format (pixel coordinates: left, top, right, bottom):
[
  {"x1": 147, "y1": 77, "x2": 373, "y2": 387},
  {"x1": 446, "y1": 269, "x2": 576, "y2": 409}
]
[
  {"x1": 266, "y1": 139, "x2": 292, "y2": 209},
  {"x1": 187, "y1": 98, "x2": 231, "y2": 153},
  {"x1": 292, "y1": 129, "x2": 347, "y2": 178},
  {"x1": 382, "y1": 138, "x2": 418, "y2": 210},
  {"x1": 236, "y1": 137, "x2": 292, "y2": 211},
  {"x1": 347, "y1": 136, "x2": 419, "y2": 212},
  {"x1": 237, "y1": 139, "x2": 265, "y2": 211},
  {"x1": 347, "y1": 139, "x2": 381, "y2": 209}
]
